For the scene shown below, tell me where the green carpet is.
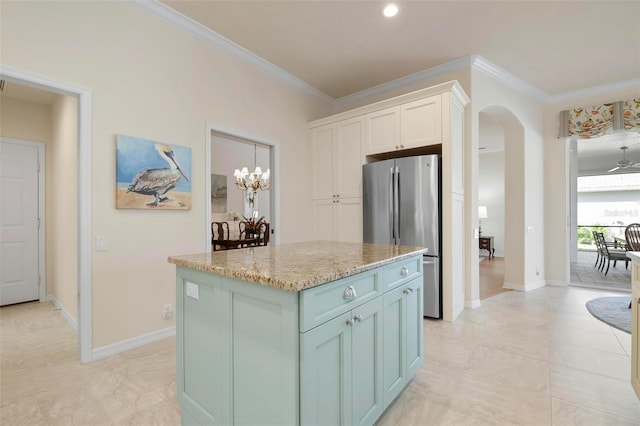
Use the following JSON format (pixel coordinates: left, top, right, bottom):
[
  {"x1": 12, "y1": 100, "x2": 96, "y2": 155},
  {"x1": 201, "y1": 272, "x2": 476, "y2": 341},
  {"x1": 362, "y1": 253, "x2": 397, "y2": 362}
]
[{"x1": 585, "y1": 296, "x2": 632, "y2": 334}]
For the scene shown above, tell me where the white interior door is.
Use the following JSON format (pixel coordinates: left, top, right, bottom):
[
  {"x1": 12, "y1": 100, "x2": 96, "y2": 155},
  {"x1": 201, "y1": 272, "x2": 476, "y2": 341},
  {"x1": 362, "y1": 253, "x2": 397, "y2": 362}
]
[{"x1": 1, "y1": 140, "x2": 40, "y2": 306}]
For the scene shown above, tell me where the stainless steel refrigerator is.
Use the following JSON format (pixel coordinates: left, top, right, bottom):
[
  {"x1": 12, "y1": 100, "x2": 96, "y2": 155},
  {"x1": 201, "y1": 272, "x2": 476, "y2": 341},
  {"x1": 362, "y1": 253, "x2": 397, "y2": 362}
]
[{"x1": 363, "y1": 155, "x2": 441, "y2": 318}]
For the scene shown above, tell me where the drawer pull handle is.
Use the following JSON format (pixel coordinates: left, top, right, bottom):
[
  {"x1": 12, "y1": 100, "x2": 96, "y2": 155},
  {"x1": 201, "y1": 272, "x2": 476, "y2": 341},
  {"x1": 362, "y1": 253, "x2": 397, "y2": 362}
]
[
  {"x1": 343, "y1": 286, "x2": 357, "y2": 300},
  {"x1": 403, "y1": 288, "x2": 413, "y2": 295},
  {"x1": 401, "y1": 266, "x2": 409, "y2": 276},
  {"x1": 353, "y1": 314, "x2": 362, "y2": 322}
]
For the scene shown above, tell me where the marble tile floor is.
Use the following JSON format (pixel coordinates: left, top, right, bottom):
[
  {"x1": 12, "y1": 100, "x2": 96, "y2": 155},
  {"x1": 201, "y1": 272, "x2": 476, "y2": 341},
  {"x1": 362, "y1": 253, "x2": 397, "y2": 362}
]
[{"x1": 2, "y1": 285, "x2": 639, "y2": 426}]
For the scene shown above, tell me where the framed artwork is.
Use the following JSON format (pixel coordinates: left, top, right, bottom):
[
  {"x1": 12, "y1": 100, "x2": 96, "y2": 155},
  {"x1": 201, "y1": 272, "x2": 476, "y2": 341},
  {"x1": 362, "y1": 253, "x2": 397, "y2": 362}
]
[
  {"x1": 116, "y1": 134, "x2": 192, "y2": 209},
  {"x1": 211, "y1": 174, "x2": 227, "y2": 213}
]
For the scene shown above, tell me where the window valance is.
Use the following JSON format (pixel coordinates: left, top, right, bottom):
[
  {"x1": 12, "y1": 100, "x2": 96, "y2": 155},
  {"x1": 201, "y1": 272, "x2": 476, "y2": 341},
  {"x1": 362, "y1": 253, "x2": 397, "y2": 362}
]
[{"x1": 560, "y1": 98, "x2": 640, "y2": 139}]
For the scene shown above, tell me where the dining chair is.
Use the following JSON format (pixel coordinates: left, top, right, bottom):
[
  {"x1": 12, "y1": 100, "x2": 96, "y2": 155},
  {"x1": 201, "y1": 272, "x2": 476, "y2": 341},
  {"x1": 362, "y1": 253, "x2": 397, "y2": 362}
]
[
  {"x1": 626, "y1": 223, "x2": 640, "y2": 251},
  {"x1": 212, "y1": 221, "x2": 230, "y2": 251},
  {"x1": 594, "y1": 232, "x2": 628, "y2": 276}
]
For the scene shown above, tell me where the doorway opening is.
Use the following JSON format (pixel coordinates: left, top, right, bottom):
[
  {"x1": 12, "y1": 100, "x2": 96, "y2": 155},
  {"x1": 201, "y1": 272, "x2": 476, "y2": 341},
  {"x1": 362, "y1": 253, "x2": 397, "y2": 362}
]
[
  {"x1": 205, "y1": 124, "x2": 278, "y2": 251},
  {"x1": 0, "y1": 66, "x2": 92, "y2": 363}
]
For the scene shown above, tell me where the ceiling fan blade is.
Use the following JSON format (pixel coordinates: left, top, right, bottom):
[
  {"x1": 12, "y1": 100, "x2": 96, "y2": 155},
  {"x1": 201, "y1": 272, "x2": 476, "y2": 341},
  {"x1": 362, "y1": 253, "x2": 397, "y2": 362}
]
[{"x1": 608, "y1": 166, "x2": 620, "y2": 172}]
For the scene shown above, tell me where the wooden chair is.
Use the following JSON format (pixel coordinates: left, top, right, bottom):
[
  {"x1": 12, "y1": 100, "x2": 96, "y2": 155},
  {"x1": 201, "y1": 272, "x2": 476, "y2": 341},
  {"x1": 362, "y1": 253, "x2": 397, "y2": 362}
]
[
  {"x1": 212, "y1": 221, "x2": 235, "y2": 251},
  {"x1": 238, "y1": 221, "x2": 270, "y2": 247},
  {"x1": 594, "y1": 232, "x2": 628, "y2": 276},
  {"x1": 626, "y1": 223, "x2": 640, "y2": 251}
]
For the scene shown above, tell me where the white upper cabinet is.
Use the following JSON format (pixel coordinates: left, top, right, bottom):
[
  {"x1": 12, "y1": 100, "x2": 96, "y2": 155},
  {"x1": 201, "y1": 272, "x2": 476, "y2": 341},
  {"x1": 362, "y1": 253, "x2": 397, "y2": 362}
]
[
  {"x1": 311, "y1": 117, "x2": 364, "y2": 200},
  {"x1": 364, "y1": 95, "x2": 443, "y2": 156},
  {"x1": 311, "y1": 125, "x2": 336, "y2": 200},
  {"x1": 400, "y1": 95, "x2": 442, "y2": 149},
  {"x1": 365, "y1": 106, "x2": 400, "y2": 155}
]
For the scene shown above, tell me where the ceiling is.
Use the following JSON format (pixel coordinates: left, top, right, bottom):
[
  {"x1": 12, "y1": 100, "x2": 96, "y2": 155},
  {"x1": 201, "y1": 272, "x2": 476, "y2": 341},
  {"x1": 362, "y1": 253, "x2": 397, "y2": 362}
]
[{"x1": 160, "y1": 0, "x2": 640, "y2": 100}]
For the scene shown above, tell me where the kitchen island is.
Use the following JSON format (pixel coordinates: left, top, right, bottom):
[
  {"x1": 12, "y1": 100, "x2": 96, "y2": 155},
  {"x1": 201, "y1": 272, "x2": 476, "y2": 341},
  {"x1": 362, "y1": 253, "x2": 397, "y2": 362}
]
[{"x1": 168, "y1": 241, "x2": 426, "y2": 426}]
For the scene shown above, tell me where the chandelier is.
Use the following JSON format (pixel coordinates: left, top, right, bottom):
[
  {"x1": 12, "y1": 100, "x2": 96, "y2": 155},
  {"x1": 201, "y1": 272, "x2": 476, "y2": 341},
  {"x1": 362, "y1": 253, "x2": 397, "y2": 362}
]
[{"x1": 233, "y1": 144, "x2": 270, "y2": 209}]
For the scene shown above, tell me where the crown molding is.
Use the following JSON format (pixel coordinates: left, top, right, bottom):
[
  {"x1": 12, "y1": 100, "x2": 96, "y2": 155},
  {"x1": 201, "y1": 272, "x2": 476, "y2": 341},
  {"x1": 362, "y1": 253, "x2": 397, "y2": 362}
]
[
  {"x1": 470, "y1": 55, "x2": 549, "y2": 103},
  {"x1": 334, "y1": 56, "x2": 474, "y2": 107},
  {"x1": 130, "y1": 0, "x2": 333, "y2": 104},
  {"x1": 546, "y1": 78, "x2": 640, "y2": 104}
]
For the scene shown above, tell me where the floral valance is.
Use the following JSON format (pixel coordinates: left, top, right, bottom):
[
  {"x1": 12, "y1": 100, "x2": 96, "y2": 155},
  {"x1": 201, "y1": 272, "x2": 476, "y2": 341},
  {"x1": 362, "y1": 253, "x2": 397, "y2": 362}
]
[
  {"x1": 560, "y1": 98, "x2": 640, "y2": 139},
  {"x1": 623, "y1": 98, "x2": 640, "y2": 130}
]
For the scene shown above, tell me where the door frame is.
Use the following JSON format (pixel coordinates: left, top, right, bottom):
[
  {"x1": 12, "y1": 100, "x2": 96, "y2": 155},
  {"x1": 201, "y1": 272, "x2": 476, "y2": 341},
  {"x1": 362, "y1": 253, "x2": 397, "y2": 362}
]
[
  {"x1": 0, "y1": 138, "x2": 46, "y2": 303},
  {"x1": 204, "y1": 122, "x2": 280, "y2": 251},
  {"x1": 1, "y1": 65, "x2": 93, "y2": 363}
]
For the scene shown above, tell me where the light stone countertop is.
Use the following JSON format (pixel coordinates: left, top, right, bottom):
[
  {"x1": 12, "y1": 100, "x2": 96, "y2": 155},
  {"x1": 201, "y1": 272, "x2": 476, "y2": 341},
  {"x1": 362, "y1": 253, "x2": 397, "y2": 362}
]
[
  {"x1": 168, "y1": 241, "x2": 427, "y2": 291},
  {"x1": 628, "y1": 251, "x2": 640, "y2": 263}
]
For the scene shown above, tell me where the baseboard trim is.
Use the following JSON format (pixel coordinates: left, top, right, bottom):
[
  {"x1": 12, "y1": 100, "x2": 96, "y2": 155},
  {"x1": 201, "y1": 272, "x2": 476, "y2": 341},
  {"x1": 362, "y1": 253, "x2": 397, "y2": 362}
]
[
  {"x1": 503, "y1": 280, "x2": 546, "y2": 292},
  {"x1": 91, "y1": 325, "x2": 176, "y2": 362},
  {"x1": 465, "y1": 299, "x2": 482, "y2": 309},
  {"x1": 46, "y1": 295, "x2": 78, "y2": 331},
  {"x1": 546, "y1": 280, "x2": 568, "y2": 287}
]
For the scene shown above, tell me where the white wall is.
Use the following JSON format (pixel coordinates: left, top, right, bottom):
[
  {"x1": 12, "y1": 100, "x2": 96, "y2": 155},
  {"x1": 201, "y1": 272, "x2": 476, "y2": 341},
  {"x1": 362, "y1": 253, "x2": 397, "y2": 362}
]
[
  {"x1": 1, "y1": 1, "x2": 331, "y2": 349},
  {"x1": 50, "y1": 95, "x2": 78, "y2": 321}
]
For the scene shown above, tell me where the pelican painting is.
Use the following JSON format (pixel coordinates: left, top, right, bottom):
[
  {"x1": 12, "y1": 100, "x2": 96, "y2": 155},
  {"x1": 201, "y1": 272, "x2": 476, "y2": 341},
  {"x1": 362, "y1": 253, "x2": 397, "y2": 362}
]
[{"x1": 116, "y1": 135, "x2": 192, "y2": 209}]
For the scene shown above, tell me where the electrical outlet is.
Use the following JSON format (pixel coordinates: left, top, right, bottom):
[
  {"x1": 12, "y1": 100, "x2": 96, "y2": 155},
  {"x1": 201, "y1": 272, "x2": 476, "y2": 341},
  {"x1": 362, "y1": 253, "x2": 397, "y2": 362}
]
[{"x1": 163, "y1": 304, "x2": 173, "y2": 320}]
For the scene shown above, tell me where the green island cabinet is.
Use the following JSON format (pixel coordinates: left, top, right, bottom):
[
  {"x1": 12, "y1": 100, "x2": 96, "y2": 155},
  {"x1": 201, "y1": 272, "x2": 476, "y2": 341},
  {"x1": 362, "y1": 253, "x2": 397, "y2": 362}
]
[{"x1": 168, "y1": 242, "x2": 425, "y2": 426}]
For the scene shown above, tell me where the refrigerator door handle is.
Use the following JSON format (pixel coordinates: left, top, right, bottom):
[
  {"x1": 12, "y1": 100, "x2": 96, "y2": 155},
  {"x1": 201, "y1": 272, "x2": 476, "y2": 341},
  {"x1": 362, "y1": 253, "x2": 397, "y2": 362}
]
[
  {"x1": 389, "y1": 167, "x2": 394, "y2": 242},
  {"x1": 394, "y1": 166, "x2": 400, "y2": 245}
]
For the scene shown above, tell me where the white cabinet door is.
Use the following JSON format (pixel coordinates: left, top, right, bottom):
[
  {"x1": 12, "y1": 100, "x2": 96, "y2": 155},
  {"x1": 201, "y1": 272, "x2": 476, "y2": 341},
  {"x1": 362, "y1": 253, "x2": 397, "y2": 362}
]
[
  {"x1": 335, "y1": 117, "x2": 364, "y2": 199},
  {"x1": 400, "y1": 95, "x2": 442, "y2": 149},
  {"x1": 311, "y1": 125, "x2": 335, "y2": 200},
  {"x1": 365, "y1": 106, "x2": 400, "y2": 155},
  {"x1": 313, "y1": 199, "x2": 337, "y2": 241},
  {"x1": 336, "y1": 198, "x2": 362, "y2": 243}
]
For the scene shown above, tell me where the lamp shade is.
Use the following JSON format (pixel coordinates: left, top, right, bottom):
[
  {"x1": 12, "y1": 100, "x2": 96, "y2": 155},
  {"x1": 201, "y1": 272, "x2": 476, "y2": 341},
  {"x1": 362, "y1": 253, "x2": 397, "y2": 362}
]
[{"x1": 478, "y1": 206, "x2": 488, "y2": 219}]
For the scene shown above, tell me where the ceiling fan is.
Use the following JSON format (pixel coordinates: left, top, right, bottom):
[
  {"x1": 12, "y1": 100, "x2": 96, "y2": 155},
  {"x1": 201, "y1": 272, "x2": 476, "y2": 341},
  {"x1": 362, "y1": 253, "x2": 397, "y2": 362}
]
[{"x1": 608, "y1": 145, "x2": 640, "y2": 172}]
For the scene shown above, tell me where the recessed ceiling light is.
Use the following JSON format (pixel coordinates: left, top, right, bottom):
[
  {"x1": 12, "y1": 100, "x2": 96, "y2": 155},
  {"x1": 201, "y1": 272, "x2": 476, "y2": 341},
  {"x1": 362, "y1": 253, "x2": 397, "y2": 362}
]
[{"x1": 383, "y1": 4, "x2": 399, "y2": 18}]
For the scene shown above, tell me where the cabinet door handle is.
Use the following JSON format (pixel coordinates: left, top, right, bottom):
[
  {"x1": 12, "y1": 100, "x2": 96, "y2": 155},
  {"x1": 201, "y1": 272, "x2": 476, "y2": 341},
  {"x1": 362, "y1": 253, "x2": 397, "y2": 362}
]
[
  {"x1": 401, "y1": 266, "x2": 409, "y2": 276},
  {"x1": 403, "y1": 288, "x2": 413, "y2": 295},
  {"x1": 343, "y1": 286, "x2": 357, "y2": 300},
  {"x1": 400, "y1": 144, "x2": 405, "y2": 149},
  {"x1": 346, "y1": 318, "x2": 354, "y2": 326},
  {"x1": 353, "y1": 314, "x2": 362, "y2": 322}
]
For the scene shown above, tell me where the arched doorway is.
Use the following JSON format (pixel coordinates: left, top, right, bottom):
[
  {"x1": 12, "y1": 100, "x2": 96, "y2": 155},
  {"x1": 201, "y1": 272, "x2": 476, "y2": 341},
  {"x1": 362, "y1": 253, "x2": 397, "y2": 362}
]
[{"x1": 475, "y1": 105, "x2": 526, "y2": 299}]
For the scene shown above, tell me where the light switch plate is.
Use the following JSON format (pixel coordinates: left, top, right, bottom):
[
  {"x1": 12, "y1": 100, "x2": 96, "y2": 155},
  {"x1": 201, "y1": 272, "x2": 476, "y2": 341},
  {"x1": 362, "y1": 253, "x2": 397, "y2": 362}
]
[{"x1": 96, "y1": 236, "x2": 107, "y2": 251}]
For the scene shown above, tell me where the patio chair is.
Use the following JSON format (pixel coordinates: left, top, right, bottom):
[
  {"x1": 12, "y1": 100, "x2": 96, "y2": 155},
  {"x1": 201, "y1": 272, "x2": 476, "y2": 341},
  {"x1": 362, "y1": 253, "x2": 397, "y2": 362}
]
[{"x1": 594, "y1": 232, "x2": 628, "y2": 276}]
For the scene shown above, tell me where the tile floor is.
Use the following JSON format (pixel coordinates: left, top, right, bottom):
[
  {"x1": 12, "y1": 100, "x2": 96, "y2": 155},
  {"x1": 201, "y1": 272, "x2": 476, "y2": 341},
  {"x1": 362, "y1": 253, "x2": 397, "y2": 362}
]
[{"x1": 2, "y1": 286, "x2": 639, "y2": 425}]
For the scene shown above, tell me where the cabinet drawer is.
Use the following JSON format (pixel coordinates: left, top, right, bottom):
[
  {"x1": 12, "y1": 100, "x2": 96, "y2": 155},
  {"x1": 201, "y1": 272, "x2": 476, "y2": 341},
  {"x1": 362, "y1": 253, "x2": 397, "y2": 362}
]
[
  {"x1": 383, "y1": 256, "x2": 422, "y2": 292},
  {"x1": 300, "y1": 270, "x2": 380, "y2": 332}
]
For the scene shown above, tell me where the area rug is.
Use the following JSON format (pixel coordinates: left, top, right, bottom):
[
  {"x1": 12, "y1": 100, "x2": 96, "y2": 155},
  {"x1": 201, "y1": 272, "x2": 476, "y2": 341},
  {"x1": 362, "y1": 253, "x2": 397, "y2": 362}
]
[{"x1": 585, "y1": 296, "x2": 632, "y2": 334}]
